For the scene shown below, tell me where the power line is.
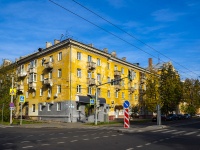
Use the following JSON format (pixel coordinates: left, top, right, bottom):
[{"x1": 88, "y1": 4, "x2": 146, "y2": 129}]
[
  {"x1": 71, "y1": 0, "x2": 199, "y2": 78},
  {"x1": 49, "y1": 0, "x2": 196, "y2": 78}
]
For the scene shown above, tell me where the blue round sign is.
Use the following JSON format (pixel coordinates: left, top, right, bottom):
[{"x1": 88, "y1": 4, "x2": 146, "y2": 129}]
[{"x1": 123, "y1": 100, "x2": 130, "y2": 108}]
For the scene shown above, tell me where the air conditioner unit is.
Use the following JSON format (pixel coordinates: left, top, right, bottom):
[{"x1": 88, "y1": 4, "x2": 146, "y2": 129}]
[
  {"x1": 49, "y1": 101, "x2": 54, "y2": 105},
  {"x1": 42, "y1": 102, "x2": 46, "y2": 106},
  {"x1": 47, "y1": 94, "x2": 51, "y2": 98}
]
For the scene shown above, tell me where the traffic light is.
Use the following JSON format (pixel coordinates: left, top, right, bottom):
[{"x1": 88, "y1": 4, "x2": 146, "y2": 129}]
[{"x1": 128, "y1": 70, "x2": 132, "y2": 81}]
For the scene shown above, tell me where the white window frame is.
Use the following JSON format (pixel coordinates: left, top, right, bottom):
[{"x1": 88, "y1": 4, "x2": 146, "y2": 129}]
[
  {"x1": 39, "y1": 104, "x2": 42, "y2": 111},
  {"x1": 40, "y1": 88, "x2": 43, "y2": 96},
  {"x1": 26, "y1": 91, "x2": 29, "y2": 98},
  {"x1": 107, "y1": 90, "x2": 110, "y2": 98},
  {"x1": 58, "y1": 69, "x2": 62, "y2": 78},
  {"x1": 48, "y1": 87, "x2": 52, "y2": 97},
  {"x1": 47, "y1": 103, "x2": 51, "y2": 111},
  {"x1": 121, "y1": 68, "x2": 124, "y2": 74},
  {"x1": 49, "y1": 55, "x2": 53, "y2": 62},
  {"x1": 115, "y1": 91, "x2": 119, "y2": 98},
  {"x1": 40, "y1": 74, "x2": 44, "y2": 81},
  {"x1": 114, "y1": 65, "x2": 118, "y2": 71},
  {"x1": 58, "y1": 52, "x2": 62, "y2": 61},
  {"x1": 88, "y1": 55, "x2": 92, "y2": 62},
  {"x1": 77, "y1": 85, "x2": 81, "y2": 93},
  {"x1": 77, "y1": 69, "x2": 81, "y2": 78},
  {"x1": 122, "y1": 92, "x2": 125, "y2": 99},
  {"x1": 77, "y1": 52, "x2": 81, "y2": 60},
  {"x1": 57, "y1": 102, "x2": 61, "y2": 111},
  {"x1": 88, "y1": 87, "x2": 92, "y2": 95},
  {"x1": 97, "y1": 74, "x2": 101, "y2": 82},
  {"x1": 57, "y1": 85, "x2": 61, "y2": 94},
  {"x1": 32, "y1": 104, "x2": 35, "y2": 112},
  {"x1": 97, "y1": 58, "x2": 101, "y2": 66},
  {"x1": 97, "y1": 88, "x2": 101, "y2": 97},
  {"x1": 107, "y1": 77, "x2": 111, "y2": 84},
  {"x1": 49, "y1": 71, "x2": 52, "y2": 79},
  {"x1": 88, "y1": 72, "x2": 92, "y2": 78},
  {"x1": 107, "y1": 63, "x2": 110, "y2": 69}
]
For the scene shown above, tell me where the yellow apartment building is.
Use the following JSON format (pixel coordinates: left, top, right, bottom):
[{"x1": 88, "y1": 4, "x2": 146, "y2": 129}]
[{"x1": 14, "y1": 38, "x2": 148, "y2": 122}]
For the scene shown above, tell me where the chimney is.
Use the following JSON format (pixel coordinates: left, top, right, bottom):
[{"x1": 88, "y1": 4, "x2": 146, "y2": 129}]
[
  {"x1": 103, "y1": 48, "x2": 108, "y2": 53},
  {"x1": 122, "y1": 57, "x2": 126, "y2": 61},
  {"x1": 54, "y1": 39, "x2": 60, "y2": 45},
  {"x1": 46, "y1": 42, "x2": 52, "y2": 48},
  {"x1": 111, "y1": 51, "x2": 117, "y2": 57},
  {"x1": 148, "y1": 58, "x2": 152, "y2": 69}
]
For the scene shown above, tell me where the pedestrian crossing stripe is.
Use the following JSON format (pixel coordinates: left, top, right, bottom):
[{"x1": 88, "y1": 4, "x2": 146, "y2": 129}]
[{"x1": 10, "y1": 88, "x2": 16, "y2": 95}]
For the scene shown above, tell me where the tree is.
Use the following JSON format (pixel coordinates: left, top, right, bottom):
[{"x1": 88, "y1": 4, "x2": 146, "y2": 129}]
[
  {"x1": 182, "y1": 79, "x2": 200, "y2": 115},
  {"x1": 159, "y1": 64, "x2": 182, "y2": 114},
  {"x1": 143, "y1": 70, "x2": 160, "y2": 113}
]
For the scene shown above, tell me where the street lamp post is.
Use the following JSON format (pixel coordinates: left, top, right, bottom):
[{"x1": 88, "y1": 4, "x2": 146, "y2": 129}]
[{"x1": 10, "y1": 76, "x2": 14, "y2": 125}]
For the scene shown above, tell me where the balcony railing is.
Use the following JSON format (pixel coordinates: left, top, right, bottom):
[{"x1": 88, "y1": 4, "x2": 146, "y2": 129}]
[
  {"x1": 29, "y1": 67, "x2": 37, "y2": 73},
  {"x1": 29, "y1": 83, "x2": 36, "y2": 90},
  {"x1": 44, "y1": 62, "x2": 53, "y2": 69},
  {"x1": 17, "y1": 84, "x2": 24, "y2": 92},
  {"x1": 17, "y1": 72, "x2": 27, "y2": 78},
  {"x1": 87, "y1": 78, "x2": 95, "y2": 86},
  {"x1": 44, "y1": 78, "x2": 53, "y2": 85},
  {"x1": 87, "y1": 62, "x2": 96, "y2": 70},
  {"x1": 115, "y1": 85, "x2": 121, "y2": 91},
  {"x1": 114, "y1": 70, "x2": 121, "y2": 77}
]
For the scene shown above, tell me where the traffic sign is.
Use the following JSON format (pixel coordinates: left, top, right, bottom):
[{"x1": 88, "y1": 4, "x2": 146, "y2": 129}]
[
  {"x1": 90, "y1": 99, "x2": 95, "y2": 105},
  {"x1": 124, "y1": 108, "x2": 130, "y2": 128},
  {"x1": 9, "y1": 102, "x2": 14, "y2": 107},
  {"x1": 123, "y1": 100, "x2": 130, "y2": 108},
  {"x1": 9, "y1": 107, "x2": 15, "y2": 110},
  {"x1": 19, "y1": 95, "x2": 25, "y2": 103},
  {"x1": 10, "y1": 88, "x2": 16, "y2": 95}
]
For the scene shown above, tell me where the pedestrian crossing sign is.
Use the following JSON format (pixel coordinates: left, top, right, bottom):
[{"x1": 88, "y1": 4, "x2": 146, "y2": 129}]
[
  {"x1": 19, "y1": 95, "x2": 25, "y2": 103},
  {"x1": 10, "y1": 88, "x2": 16, "y2": 95},
  {"x1": 90, "y1": 99, "x2": 95, "y2": 105}
]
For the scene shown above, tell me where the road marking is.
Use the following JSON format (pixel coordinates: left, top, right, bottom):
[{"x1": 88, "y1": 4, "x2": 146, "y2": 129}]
[
  {"x1": 22, "y1": 146, "x2": 33, "y2": 149},
  {"x1": 21, "y1": 141, "x2": 30, "y2": 143},
  {"x1": 93, "y1": 137, "x2": 100, "y2": 139},
  {"x1": 41, "y1": 144, "x2": 50, "y2": 146},
  {"x1": 162, "y1": 130, "x2": 177, "y2": 133},
  {"x1": 145, "y1": 143, "x2": 151, "y2": 145},
  {"x1": 57, "y1": 142, "x2": 65, "y2": 144},
  {"x1": 83, "y1": 139, "x2": 89, "y2": 140},
  {"x1": 136, "y1": 145, "x2": 143, "y2": 148},
  {"x1": 70, "y1": 140, "x2": 78, "y2": 142},
  {"x1": 197, "y1": 134, "x2": 200, "y2": 136},
  {"x1": 126, "y1": 148, "x2": 134, "y2": 150},
  {"x1": 153, "y1": 141, "x2": 158, "y2": 143},
  {"x1": 184, "y1": 131, "x2": 197, "y2": 135},
  {"x1": 172, "y1": 131, "x2": 186, "y2": 134},
  {"x1": 103, "y1": 136, "x2": 108, "y2": 138},
  {"x1": 152, "y1": 129, "x2": 168, "y2": 132}
]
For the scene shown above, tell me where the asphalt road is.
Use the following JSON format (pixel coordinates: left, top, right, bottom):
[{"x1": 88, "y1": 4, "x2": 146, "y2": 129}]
[{"x1": 0, "y1": 119, "x2": 200, "y2": 150}]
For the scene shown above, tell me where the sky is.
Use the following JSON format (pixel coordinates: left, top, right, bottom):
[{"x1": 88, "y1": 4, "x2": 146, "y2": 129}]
[{"x1": 0, "y1": 0, "x2": 200, "y2": 79}]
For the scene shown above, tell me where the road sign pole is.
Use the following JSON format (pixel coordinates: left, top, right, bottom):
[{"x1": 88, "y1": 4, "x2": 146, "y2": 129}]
[
  {"x1": 10, "y1": 76, "x2": 14, "y2": 125},
  {"x1": 20, "y1": 102, "x2": 22, "y2": 125},
  {"x1": 95, "y1": 87, "x2": 98, "y2": 125}
]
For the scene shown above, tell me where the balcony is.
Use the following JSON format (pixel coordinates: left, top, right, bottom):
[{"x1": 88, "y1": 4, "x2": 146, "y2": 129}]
[
  {"x1": 17, "y1": 72, "x2": 27, "y2": 78},
  {"x1": 128, "y1": 87, "x2": 135, "y2": 93},
  {"x1": 115, "y1": 85, "x2": 121, "y2": 91},
  {"x1": 29, "y1": 67, "x2": 37, "y2": 73},
  {"x1": 87, "y1": 78, "x2": 95, "y2": 86},
  {"x1": 87, "y1": 62, "x2": 96, "y2": 70},
  {"x1": 44, "y1": 62, "x2": 53, "y2": 69},
  {"x1": 29, "y1": 82, "x2": 36, "y2": 90},
  {"x1": 114, "y1": 70, "x2": 121, "y2": 77},
  {"x1": 17, "y1": 84, "x2": 24, "y2": 92},
  {"x1": 44, "y1": 78, "x2": 53, "y2": 86}
]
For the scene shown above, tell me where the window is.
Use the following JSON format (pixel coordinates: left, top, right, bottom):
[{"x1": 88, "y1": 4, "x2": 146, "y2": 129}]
[
  {"x1": 97, "y1": 58, "x2": 101, "y2": 66},
  {"x1": 57, "y1": 102, "x2": 61, "y2": 111},
  {"x1": 121, "y1": 80, "x2": 125, "y2": 86},
  {"x1": 88, "y1": 72, "x2": 92, "y2": 78},
  {"x1": 49, "y1": 71, "x2": 52, "y2": 79},
  {"x1": 58, "y1": 52, "x2": 62, "y2": 61},
  {"x1": 48, "y1": 88, "x2": 52, "y2": 97},
  {"x1": 97, "y1": 88, "x2": 101, "y2": 97},
  {"x1": 58, "y1": 69, "x2": 62, "y2": 78},
  {"x1": 88, "y1": 87, "x2": 92, "y2": 95},
  {"x1": 114, "y1": 65, "x2": 118, "y2": 71},
  {"x1": 107, "y1": 90, "x2": 110, "y2": 98},
  {"x1": 77, "y1": 69, "x2": 81, "y2": 78},
  {"x1": 107, "y1": 63, "x2": 110, "y2": 69},
  {"x1": 121, "y1": 68, "x2": 124, "y2": 74},
  {"x1": 107, "y1": 77, "x2": 111, "y2": 84},
  {"x1": 30, "y1": 73, "x2": 37, "y2": 82},
  {"x1": 27, "y1": 77, "x2": 29, "y2": 84},
  {"x1": 88, "y1": 55, "x2": 92, "y2": 62},
  {"x1": 77, "y1": 52, "x2": 81, "y2": 60},
  {"x1": 57, "y1": 85, "x2": 61, "y2": 94},
  {"x1": 115, "y1": 91, "x2": 118, "y2": 98},
  {"x1": 77, "y1": 85, "x2": 81, "y2": 93},
  {"x1": 39, "y1": 104, "x2": 42, "y2": 111},
  {"x1": 30, "y1": 59, "x2": 37, "y2": 68},
  {"x1": 32, "y1": 91, "x2": 36, "y2": 97},
  {"x1": 122, "y1": 92, "x2": 125, "y2": 99},
  {"x1": 32, "y1": 104, "x2": 35, "y2": 112},
  {"x1": 97, "y1": 74, "x2": 101, "y2": 82},
  {"x1": 41, "y1": 59, "x2": 44, "y2": 66},
  {"x1": 26, "y1": 91, "x2": 29, "y2": 98},
  {"x1": 47, "y1": 103, "x2": 51, "y2": 111},
  {"x1": 49, "y1": 56, "x2": 53, "y2": 62},
  {"x1": 40, "y1": 88, "x2": 43, "y2": 96},
  {"x1": 40, "y1": 74, "x2": 44, "y2": 81}
]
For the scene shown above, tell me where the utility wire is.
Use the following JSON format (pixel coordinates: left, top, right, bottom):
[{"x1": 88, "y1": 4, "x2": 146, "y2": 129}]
[
  {"x1": 71, "y1": 0, "x2": 199, "y2": 78},
  {"x1": 49, "y1": 0, "x2": 195, "y2": 78}
]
